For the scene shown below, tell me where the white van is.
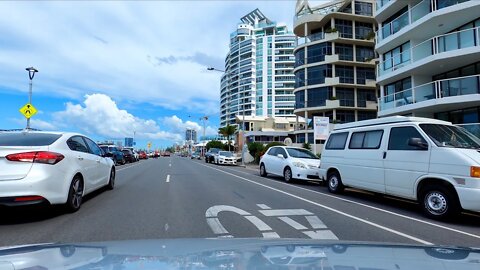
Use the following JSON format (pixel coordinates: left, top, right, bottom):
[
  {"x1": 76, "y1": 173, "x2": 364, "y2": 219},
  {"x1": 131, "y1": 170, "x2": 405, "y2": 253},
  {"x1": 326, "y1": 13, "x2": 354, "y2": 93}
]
[{"x1": 319, "y1": 116, "x2": 480, "y2": 219}]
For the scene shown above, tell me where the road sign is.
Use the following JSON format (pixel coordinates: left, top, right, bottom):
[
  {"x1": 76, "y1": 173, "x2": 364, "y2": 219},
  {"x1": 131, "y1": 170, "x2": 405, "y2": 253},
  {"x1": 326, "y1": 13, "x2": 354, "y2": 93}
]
[
  {"x1": 19, "y1": 103, "x2": 37, "y2": 119},
  {"x1": 147, "y1": 142, "x2": 152, "y2": 150}
]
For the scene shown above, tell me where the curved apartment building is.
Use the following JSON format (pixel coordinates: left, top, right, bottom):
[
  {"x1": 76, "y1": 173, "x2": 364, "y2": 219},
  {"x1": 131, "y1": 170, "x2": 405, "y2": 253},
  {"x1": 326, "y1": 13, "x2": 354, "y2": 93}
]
[
  {"x1": 220, "y1": 9, "x2": 297, "y2": 128},
  {"x1": 376, "y1": 0, "x2": 480, "y2": 135},
  {"x1": 293, "y1": 0, "x2": 378, "y2": 144}
]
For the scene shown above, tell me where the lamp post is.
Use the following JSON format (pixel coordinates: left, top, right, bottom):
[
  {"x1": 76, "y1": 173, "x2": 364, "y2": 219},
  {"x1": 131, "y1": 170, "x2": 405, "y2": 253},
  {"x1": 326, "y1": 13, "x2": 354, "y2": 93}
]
[
  {"x1": 207, "y1": 66, "x2": 246, "y2": 167},
  {"x1": 25, "y1": 67, "x2": 38, "y2": 130}
]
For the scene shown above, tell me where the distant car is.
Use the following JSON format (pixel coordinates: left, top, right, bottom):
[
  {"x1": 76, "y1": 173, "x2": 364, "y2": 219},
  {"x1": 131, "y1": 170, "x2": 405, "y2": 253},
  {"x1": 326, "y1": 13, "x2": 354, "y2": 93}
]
[
  {"x1": 191, "y1": 152, "x2": 201, "y2": 160},
  {"x1": 0, "y1": 131, "x2": 115, "y2": 212},
  {"x1": 162, "y1": 151, "x2": 171, "y2": 157},
  {"x1": 99, "y1": 145, "x2": 125, "y2": 165},
  {"x1": 121, "y1": 149, "x2": 136, "y2": 163},
  {"x1": 260, "y1": 146, "x2": 320, "y2": 183},
  {"x1": 215, "y1": 151, "x2": 237, "y2": 165},
  {"x1": 205, "y1": 148, "x2": 221, "y2": 163},
  {"x1": 138, "y1": 151, "x2": 148, "y2": 159}
]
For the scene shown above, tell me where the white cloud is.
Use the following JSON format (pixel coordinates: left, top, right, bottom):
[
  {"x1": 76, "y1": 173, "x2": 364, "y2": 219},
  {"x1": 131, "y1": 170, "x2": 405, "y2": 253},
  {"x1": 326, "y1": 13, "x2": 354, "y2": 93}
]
[
  {"x1": 11, "y1": 118, "x2": 57, "y2": 131},
  {"x1": 162, "y1": 115, "x2": 219, "y2": 138}
]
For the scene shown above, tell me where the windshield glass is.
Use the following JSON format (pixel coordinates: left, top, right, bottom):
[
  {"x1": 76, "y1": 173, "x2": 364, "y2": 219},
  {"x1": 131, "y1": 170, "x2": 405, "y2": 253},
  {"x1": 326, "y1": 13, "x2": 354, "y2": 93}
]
[
  {"x1": 0, "y1": 132, "x2": 62, "y2": 146},
  {"x1": 420, "y1": 124, "x2": 480, "y2": 149},
  {"x1": 219, "y1": 151, "x2": 233, "y2": 157},
  {"x1": 286, "y1": 148, "x2": 318, "y2": 159}
]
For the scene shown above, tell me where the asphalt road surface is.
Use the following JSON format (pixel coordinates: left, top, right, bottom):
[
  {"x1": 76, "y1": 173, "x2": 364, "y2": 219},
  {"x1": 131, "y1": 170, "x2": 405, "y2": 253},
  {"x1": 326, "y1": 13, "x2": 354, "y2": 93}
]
[{"x1": 1, "y1": 156, "x2": 480, "y2": 247}]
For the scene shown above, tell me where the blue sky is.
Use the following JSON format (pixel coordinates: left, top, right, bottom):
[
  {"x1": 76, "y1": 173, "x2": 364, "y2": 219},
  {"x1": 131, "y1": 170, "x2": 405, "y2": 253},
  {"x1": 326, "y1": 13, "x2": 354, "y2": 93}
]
[{"x1": 0, "y1": 0, "x2": 314, "y2": 149}]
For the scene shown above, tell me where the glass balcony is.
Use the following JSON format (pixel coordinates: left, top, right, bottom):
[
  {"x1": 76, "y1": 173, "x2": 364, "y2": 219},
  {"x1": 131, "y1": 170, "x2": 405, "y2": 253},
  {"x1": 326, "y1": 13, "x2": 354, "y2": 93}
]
[
  {"x1": 376, "y1": 0, "x2": 392, "y2": 10},
  {"x1": 380, "y1": 11, "x2": 409, "y2": 40},
  {"x1": 378, "y1": 26, "x2": 480, "y2": 76},
  {"x1": 379, "y1": 75, "x2": 480, "y2": 111}
]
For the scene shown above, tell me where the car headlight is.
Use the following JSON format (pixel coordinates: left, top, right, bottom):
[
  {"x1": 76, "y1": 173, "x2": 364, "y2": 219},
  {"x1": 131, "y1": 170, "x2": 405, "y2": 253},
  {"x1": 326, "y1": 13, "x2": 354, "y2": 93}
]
[{"x1": 292, "y1": 162, "x2": 307, "y2": 169}]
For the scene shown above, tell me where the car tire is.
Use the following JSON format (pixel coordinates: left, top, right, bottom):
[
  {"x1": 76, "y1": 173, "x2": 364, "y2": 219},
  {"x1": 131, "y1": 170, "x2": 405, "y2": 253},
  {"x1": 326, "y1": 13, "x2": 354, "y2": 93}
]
[
  {"x1": 283, "y1": 167, "x2": 293, "y2": 183},
  {"x1": 327, "y1": 171, "x2": 344, "y2": 194},
  {"x1": 420, "y1": 185, "x2": 460, "y2": 220},
  {"x1": 107, "y1": 167, "x2": 115, "y2": 190},
  {"x1": 121, "y1": 158, "x2": 126, "y2": 165},
  {"x1": 65, "y1": 175, "x2": 83, "y2": 212},
  {"x1": 260, "y1": 163, "x2": 267, "y2": 177}
]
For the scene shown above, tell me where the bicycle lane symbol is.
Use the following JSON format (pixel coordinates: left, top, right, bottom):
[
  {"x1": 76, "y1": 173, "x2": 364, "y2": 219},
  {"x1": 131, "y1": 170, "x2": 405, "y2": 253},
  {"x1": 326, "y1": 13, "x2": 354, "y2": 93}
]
[{"x1": 205, "y1": 204, "x2": 338, "y2": 240}]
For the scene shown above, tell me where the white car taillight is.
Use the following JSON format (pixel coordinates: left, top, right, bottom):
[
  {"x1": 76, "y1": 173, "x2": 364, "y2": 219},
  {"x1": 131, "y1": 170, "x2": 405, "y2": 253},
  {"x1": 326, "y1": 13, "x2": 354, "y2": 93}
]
[{"x1": 6, "y1": 151, "x2": 65, "y2": 165}]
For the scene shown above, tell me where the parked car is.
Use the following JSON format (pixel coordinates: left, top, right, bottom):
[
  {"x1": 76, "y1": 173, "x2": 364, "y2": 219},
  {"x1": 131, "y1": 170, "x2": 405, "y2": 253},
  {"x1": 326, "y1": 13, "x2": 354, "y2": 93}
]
[
  {"x1": 162, "y1": 151, "x2": 171, "y2": 157},
  {"x1": 191, "y1": 151, "x2": 201, "y2": 160},
  {"x1": 123, "y1": 147, "x2": 139, "y2": 161},
  {"x1": 0, "y1": 131, "x2": 115, "y2": 212},
  {"x1": 260, "y1": 146, "x2": 320, "y2": 182},
  {"x1": 214, "y1": 151, "x2": 237, "y2": 165},
  {"x1": 319, "y1": 116, "x2": 480, "y2": 220},
  {"x1": 99, "y1": 145, "x2": 125, "y2": 165},
  {"x1": 138, "y1": 151, "x2": 148, "y2": 160},
  {"x1": 121, "y1": 149, "x2": 136, "y2": 163},
  {"x1": 205, "y1": 148, "x2": 221, "y2": 163}
]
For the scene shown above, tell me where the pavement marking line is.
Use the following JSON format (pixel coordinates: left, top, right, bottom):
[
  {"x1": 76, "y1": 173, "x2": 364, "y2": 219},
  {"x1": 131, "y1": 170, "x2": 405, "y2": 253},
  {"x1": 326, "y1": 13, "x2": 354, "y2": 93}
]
[
  {"x1": 166, "y1": 175, "x2": 170, "y2": 183},
  {"x1": 257, "y1": 204, "x2": 271, "y2": 209},
  {"x1": 259, "y1": 209, "x2": 313, "y2": 216},
  {"x1": 222, "y1": 166, "x2": 480, "y2": 241},
  {"x1": 278, "y1": 217, "x2": 308, "y2": 230},
  {"x1": 206, "y1": 218, "x2": 229, "y2": 234},
  {"x1": 195, "y1": 162, "x2": 433, "y2": 245},
  {"x1": 303, "y1": 230, "x2": 339, "y2": 240},
  {"x1": 305, "y1": 215, "x2": 328, "y2": 229},
  {"x1": 169, "y1": 164, "x2": 171, "y2": 167},
  {"x1": 117, "y1": 161, "x2": 147, "y2": 172}
]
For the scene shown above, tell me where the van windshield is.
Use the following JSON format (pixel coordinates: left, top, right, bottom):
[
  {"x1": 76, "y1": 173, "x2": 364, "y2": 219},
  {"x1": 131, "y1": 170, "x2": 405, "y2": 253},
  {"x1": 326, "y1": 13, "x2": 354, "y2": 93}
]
[{"x1": 420, "y1": 124, "x2": 480, "y2": 149}]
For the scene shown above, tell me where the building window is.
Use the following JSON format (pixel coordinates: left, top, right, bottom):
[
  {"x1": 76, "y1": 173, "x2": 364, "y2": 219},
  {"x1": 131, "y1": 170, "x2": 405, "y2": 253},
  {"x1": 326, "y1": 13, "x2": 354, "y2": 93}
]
[
  {"x1": 383, "y1": 42, "x2": 410, "y2": 71},
  {"x1": 357, "y1": 111, "x2": 377, "y2": 121},
  {"x1": 381, "y1": 6, "x2": 409, "y2": 39},
  {"x1": 356, "y1": 46, "x2": 375, "y2": 62},
  {"x1": 356, "y1": 67, "x2": 375, "y2": 84},
  {"x1": 335, "y1": 43, "x2": 354, "y2": 61},
  {"x1": 355, "y1": 22, "x2": 374, "y2": 39},
  {"x1": 336, "y1": 110, "x2": 355, "y2": 123},
  {"x1": 432, "y1": 61, "x2": 480, "y2": 98},
  {"x1": 295, "y1": 90, "x2": 305, "y2": 109},
  {"x1": 336, "y1": 87, "x2": 355, "y2": 107},
  {"x1": 435, "y1": 106, "x2": 480, "y2": 124},
  {"x1": 297, "y1": 133, "x2": 306, "y2": 143},
  {"x1": 355, "y1": 1, "x2": 373, "y2": 16},
  {"x1": 307, "y1": 42, "x2": 332, "y2": 64},
  {"x1": 357, "y1": 89, "x2": 376, "y2": 107},
  {"x1": 295, "y1": 48, "x2": 305, "y2": 67},
  {"x1": 335, "y1": 19, "x2": 353, "y2": 39},
  {"x1": 294, "y1": 69, "x2": 305, "y2": 88},
  {"x1": 307, "y1": 87, "x2": 332, "y2": 107},
  {"x1": 335, "y1": 65, "x2": 354, "y2": 84},
  {"x1": 307, "y1": 64, "x2": 332, "y2": 85},
  {"x1": 383, "y1": 77, "x2": 412, "y2": 103}
]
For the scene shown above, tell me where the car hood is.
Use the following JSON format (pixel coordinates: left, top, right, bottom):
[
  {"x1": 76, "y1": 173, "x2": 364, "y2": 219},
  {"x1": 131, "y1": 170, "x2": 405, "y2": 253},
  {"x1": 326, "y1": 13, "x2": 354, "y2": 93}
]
[
  {"x1": 294, "y1": 158, "x2": 321, "y2": 167},
  {"x1": 455, "y1": 148, "x2": 480, "y2": 165},
  {"x1": 0, "y1": 239, "x2": 478, "y2": 269}
]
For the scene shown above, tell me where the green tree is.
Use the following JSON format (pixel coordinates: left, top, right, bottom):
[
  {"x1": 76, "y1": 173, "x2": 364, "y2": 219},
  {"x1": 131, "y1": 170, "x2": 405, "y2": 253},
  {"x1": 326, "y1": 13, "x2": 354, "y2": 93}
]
[
  {"x1": 218, "y1": 124, "x2": 237, "y2": 151},
  {"x1": 248, "y1": 142, "x2": 265, "y2": 164},
  {"x1": 264, "y1": 142, "x2": 285, "y2": 152},
  {"x1": 206, "y1": 140, "x2": 225, "y2": 150},
  {"x1": 302, "y1": 142, "x2": 311, "y2": 150}
]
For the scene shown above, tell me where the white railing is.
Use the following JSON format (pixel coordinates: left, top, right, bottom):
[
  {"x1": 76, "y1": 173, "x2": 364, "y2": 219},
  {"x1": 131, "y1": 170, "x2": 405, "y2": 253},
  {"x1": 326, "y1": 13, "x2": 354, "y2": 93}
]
[
  {"x1": 378, "y1": 26, "x2": 480, "y2": 77},
  {"x1": 294, "y1": 1, "x2": 346, "y2": 20},
  {"x1": 376, "y1": 0, "x2": 392, "y2": 10},
  {"x1": 379, "y1": 74, "x2": 480, "y2": 111}
]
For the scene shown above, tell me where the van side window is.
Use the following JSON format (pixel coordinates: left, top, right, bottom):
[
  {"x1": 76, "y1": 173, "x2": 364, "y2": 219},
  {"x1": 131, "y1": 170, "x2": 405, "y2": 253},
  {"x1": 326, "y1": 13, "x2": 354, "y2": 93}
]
[
  {"x1": 349, "y1": 130, "x2": 383, "y2": 149},
  {"x1": 325, "y1": 132, "x2": 349, "y2": 150},
  {"x1": 388, "y1": 127, "x2": 427, "y2": 150}
]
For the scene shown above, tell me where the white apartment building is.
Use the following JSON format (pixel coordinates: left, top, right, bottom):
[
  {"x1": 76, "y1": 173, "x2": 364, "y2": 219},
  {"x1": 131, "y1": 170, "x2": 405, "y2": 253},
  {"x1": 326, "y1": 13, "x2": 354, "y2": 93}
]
[
  {"x1": 220, "y1": 9, "x2": 297, "y2": 128},
  {"x1": 376, "y1": 0, "x2": 480, "y2": 136}
]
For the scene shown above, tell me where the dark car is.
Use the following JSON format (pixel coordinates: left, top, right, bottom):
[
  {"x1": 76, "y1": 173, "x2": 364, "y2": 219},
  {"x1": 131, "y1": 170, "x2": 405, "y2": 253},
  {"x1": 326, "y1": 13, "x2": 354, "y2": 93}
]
[
  {"x1": 100, "y1": 145, "x2": 125, "y2": 165},
  {"x1": 205, "y1": 148, "x2": 220, "y2": 163},
  {"x1": 121, "y1": 149, "x2": 136, "y2": 163}
]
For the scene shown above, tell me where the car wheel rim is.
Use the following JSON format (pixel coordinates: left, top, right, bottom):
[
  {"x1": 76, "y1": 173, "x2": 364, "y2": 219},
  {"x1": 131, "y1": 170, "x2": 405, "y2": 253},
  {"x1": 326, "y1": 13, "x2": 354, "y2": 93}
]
[
  {"x1": 329, "y1": 176, "x2": 338, "y2": 189},
  {"x1": 285, "y1": 169, "x2": 291, "y2": 181},
  {"x1": 260, "y1": 165, "x2": 265, "y2": 174},
  {"x1": 72, "y1": 179, "x2": 83, "y2": 208},
  {"x1": 425, "y1": 191, "x2": 447, "y2": 215},
  {"x1": 110, "y1": 170, "x2": 115, "y2": 186}
]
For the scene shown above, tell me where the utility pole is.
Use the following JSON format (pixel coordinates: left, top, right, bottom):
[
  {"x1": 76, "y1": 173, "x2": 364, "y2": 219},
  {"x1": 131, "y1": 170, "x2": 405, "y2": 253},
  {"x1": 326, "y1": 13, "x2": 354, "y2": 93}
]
[{"x1": 25, "y1": 67, "x2": 38, "y2": 130}]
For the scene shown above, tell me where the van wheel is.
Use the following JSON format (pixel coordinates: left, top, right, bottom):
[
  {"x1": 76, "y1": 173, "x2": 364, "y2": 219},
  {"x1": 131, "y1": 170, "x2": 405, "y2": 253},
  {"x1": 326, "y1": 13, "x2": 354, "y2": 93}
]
[
  {"x1": 260, "y1": 163, "x2": 267, "y2": 177},
  {"x1": 420, "y1": 185, "x2": 459, "y2": 220},
  {"x1": 327, "y1": 171, "x2": 344, "y2": 193}
]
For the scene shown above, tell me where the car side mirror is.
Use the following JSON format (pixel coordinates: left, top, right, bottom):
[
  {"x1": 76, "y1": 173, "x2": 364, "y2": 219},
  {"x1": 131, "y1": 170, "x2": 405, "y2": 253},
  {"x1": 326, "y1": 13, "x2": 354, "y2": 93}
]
[
  {"x1": 277, "y1": 154, "x2": 285, "y2": 159},
  {"x1": 408, "y1": 138, "x2": 428, "y2": 150}
]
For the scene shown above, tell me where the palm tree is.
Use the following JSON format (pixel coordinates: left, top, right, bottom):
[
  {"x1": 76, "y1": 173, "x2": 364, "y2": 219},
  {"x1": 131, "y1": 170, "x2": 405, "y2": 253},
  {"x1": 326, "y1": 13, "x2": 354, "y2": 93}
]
[{"x1": 218, "y1": 124, "x2": 237, "y2": 151}]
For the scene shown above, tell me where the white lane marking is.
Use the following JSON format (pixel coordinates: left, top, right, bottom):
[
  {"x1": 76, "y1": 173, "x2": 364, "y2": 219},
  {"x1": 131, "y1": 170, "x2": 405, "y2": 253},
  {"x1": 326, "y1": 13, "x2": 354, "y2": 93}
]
[
  {"x1": 205, "y1": 205, "x2": 279, "y2": 238},
  {"x1": 259, "y1": 209, "x2": 313, "y2": 216},
  {"x1": 169, "y1": 164, "x2": 171, "y2": 167},
  {"x1": 164, "y1": 223, "x2": 169, "y2": 231},
  {"x1": 303, "y1": 230, "x2": 339, "y2": 240},
  {"x1": 166, "y1": 175, "x2": 170, "y2": 183},
  {"x1": 278, "y1": 217, "x2": 308, "y2": 230},
  {"x1": 305, "y1": 215, "x2": 328, "y2": 229},
  {"x1": 221, "y1": 166, "x2": 480, "y2": 241},
  {"x1": 257, "y1": 204, "x2": 271, "y2": 209},
  {"x1": 196, "y1": 163, "x2": 432, "y2": 245},
  {"x1": 117, "y1": 162, "x2": 145, "y2": 172}
]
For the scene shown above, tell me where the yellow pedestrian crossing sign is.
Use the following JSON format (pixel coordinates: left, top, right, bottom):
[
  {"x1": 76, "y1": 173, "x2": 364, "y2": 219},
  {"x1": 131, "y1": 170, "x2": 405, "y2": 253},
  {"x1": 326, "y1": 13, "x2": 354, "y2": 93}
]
[{"x1": 19, "y1": 103, "x2": 37, "y2": 119}]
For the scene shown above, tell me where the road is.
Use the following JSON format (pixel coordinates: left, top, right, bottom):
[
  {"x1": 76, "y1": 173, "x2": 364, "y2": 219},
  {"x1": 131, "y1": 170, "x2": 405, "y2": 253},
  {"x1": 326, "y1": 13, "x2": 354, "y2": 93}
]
[{"x1": 1, "y1": 156, "x2": 480, "y2": 247}]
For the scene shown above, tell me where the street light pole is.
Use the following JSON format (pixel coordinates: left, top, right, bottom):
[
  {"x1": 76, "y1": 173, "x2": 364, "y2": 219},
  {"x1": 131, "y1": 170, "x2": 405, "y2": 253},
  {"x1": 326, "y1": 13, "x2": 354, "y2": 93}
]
[{"x1": 25, "y1": 67, "x2": 38, "y2": 130}]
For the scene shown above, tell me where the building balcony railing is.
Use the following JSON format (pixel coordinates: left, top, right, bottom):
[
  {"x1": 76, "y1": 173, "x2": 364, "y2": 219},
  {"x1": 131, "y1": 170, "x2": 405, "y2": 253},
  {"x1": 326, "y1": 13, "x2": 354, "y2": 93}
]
[
  {"x1": 377, "y1": 0, "x2": 471, "y2": 41},
  {"x1": 294, "y1": 1, "x2": 345, "y2": 20},
  {"x1": 378, "y1": 26, "x2": 480, "y2": 77},
  {"x1": 376, "y1": 0, "x2": 392, "y2": 10},
  {"x1": 379, "y1": 74, "x2": 480, "y2": 111}
]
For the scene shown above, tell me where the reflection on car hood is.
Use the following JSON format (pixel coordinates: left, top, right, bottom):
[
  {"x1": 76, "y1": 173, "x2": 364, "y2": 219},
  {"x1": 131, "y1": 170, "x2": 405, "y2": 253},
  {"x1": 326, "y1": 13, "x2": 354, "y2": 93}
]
[
  {"x1": 0, "y1": 239, "x2": 479, "y2": 269},
  {"x1": 294, "y1": 158, "x2": 321, "y2": 167}
]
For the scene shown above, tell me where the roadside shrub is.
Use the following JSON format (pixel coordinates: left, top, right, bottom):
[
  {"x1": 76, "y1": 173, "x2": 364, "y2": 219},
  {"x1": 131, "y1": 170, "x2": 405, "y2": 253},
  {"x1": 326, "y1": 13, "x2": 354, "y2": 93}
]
[
  {"x1": 302, "y1": 142, "x2": 311, "y2": 150},
  {"x1": 248, "y1": 142, "x2": 265, "y2": 164}
]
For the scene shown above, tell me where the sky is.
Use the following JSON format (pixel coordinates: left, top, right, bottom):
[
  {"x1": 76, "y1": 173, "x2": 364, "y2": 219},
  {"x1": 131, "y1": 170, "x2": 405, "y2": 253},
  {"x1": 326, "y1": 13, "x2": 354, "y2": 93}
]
[{"x1": 0, "y1": 0, "x2": 325, "y2": 149}]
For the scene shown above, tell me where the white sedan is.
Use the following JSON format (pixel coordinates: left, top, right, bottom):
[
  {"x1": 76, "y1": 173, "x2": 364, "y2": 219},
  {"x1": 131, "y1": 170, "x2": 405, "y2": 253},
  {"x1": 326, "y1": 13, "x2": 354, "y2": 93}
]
[
  {"x1": 214, "y1": 151, "x2": 237, "y2": 165},
  {"x1": 0, "y1": 131, "x2": 115, "y2": 212},
  {"x1": 259, "y1": 146, "x2": 320, "y2": 182}
]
